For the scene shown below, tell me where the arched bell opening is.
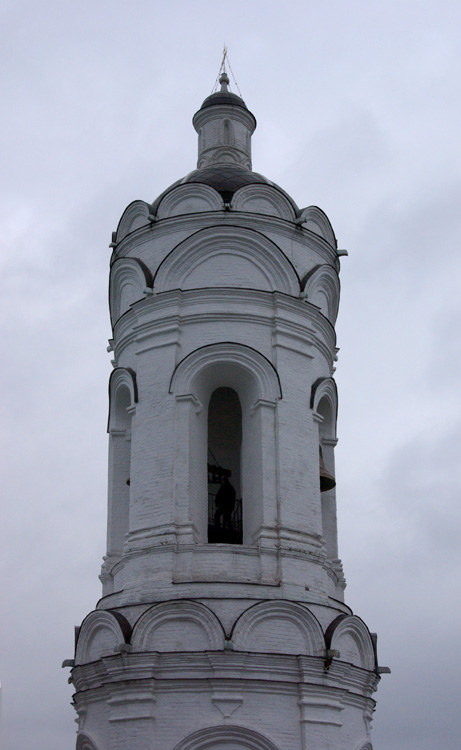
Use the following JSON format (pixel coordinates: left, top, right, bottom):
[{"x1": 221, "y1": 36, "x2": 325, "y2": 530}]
[
  {"x1": 317, "y1": 395, "x2": 338, "y2": 561},
  {"x1": 207, "y1": 387, "x2": 243, "y2": 544},
  {"x1": 170, "y1": 342, "x2": 281, "y2": 548},
  {"x1": 107, "y1": 384, "x2": 132, "y2": 559}
]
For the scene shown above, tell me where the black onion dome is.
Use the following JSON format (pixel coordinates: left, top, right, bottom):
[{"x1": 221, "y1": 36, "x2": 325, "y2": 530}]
[
  {"x1": 151, "y1": 165, "x2": 299, "y2": 213},
  {"x1": 199, "y1": 91, "x2": 249, "y2": 111}
]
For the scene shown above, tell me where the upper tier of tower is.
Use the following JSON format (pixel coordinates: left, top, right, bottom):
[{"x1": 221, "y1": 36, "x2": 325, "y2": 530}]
[
  {"x1": 193, "y1": 72, "x2": 257, "y2": 171},
  {"x1": 102, "y1": 76, "x2": 347, "y2": 612},
  {"x1": 111, "y1": 85, "x2": 340, "y2": 319},
  {"x1": 147, "y1": 73, "x2": 300, "y2": 215}
]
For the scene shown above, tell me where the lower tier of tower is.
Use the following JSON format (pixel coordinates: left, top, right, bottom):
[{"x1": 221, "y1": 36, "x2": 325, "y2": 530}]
[{"x1": 72, "y1": 597, "x2": 379, "y2": 750}]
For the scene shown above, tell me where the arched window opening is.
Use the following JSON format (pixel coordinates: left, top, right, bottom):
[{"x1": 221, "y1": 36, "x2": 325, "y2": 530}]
[
  {"x1": 170, "y1": 343, "x2": 281, "y2": 549},
  {"x1": 107, "y1": 385, "x2": 132, "y2": 558},
  {"x1": 207, "y1": 387, "x2": 242, "y2": 544},
  {"x1": 318, "y1": 396, "x2": 335, "y2": 486},
  {"x1": 317, "y1": 396, "x2": 338, "y2": 561}
]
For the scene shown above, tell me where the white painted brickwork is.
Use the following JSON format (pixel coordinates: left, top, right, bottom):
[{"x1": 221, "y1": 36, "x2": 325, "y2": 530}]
[{"x1": 72, "y1": 78, "x2": 380, "y2": 750}]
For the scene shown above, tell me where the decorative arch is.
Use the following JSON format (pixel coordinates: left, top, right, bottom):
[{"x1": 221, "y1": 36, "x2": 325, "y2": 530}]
[
  {"x1": 301, "y1": 264, "x2": 340, "y2": 324},
  {"x1": 326, "y1": 615, "x2": 376, "y2": 671},
  {"x1": 172, "y1": 725, "x2": 281, "y2": 750},
  {"x1": 75, "y1": 610, "x2": 131, "y2": 665},
  {"x1": 169, "y1": 343, "x2": 281, "y2": 546},
  {"x1": 208, "y1": 146, "x2": 242, "y2": 166},
  {"x1": 310, "y1": 377, "x2": 338, "y2": 439},
  {"x1": 107, "y1": 367, "x2": 138, "y2": 433},
  {"x1": 170, "y1": 342, "x2": 282, "y2": 407},
  {"x1": 354, "y1": 742, "x2": 373, "y2": 750},
  {"x1": 131, "y1": 600, "x2": 225, "y2": 652},
  {"x1": 115, "y1": 200, "x2": 150, "y2": 242},
  {"x1": 106, "y1": 367, "x2": 137, "y2": 568},
  {"x1": 109, "y1": 257, "x2": 153, "y2": 326},
  {"x1": 153, "y1": 226, "x2": 300, "y2": 296},
  {"x1": 231, "y1": 601, "x2": 325, "y2": 656},
  {"x1": 76, "y1": 733, "x2": 100, "y2": 750},
  {"x1": 156, "y1": 183, "x2": 223, "y2": 219},
  {"x1": 298, "y1": 205, "x2": 337, "y2": 247},
  {"x1": 231, "y1": 184, "x2": 296, "y2": 221},
  {"x1": 311, "y1": 376, "x2": 339, "y2": 565}
]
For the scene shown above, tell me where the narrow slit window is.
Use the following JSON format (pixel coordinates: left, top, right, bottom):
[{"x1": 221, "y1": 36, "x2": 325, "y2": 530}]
[{"x1": 223, "y1": 119, "x2": 232, "y2": 145}]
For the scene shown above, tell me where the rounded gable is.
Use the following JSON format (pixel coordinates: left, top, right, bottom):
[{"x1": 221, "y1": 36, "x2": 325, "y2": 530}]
[
  {"x1": 153, "y1": 225, "x2": 300, "y2": 295},
  {"x1": 326, "y1": 615, "x2": 376, "y2": 671},
  {"x1": 150, "y1": 166, "x2": 298, "y2": 213},
  {"x1": 156, "y1": 183, "x2": 224, "y2": 218},
  {"x1": 109, "y1": 257, "x2": 153, "y2": 326},
  {"x1": 301, "y1": 264, "x2": 340, "y2": 324},
  {"x1": 299, "y1": 206, "x2": 337, "y2": 248},
  {"x1": 231, "y1": 183, "x2": 297, "y2": 221},
  {"x1": 231, "y1": 601, "x2": 325, "y2": 656},
  {"x1": 131, "y1": 600, "x2": 225, "y2": 652},
  {"x1": 116, "y1": 200, "x2": 150, "y2": 242},
  {"x1": 75, "y1": 610, "x2": 131, "y2": 665}
]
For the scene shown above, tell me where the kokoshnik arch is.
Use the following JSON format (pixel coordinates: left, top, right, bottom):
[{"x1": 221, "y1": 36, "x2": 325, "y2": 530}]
[{"x1": 66, "y1": 71, "x2": 389, "y2": 750}]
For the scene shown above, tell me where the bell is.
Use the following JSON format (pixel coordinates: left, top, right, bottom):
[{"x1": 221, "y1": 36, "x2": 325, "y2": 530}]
[{"x1": 319, "y1": 447, "x2": 336, "y2": 492}]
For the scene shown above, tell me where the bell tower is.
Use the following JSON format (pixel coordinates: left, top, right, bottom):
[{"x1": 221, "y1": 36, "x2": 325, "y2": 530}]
[{"x1": 69, "y1": 72, "x2": 386, "y2": 750}]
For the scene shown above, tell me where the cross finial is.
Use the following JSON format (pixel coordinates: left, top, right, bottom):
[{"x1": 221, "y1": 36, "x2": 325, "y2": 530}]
[
  {"x1": 211, "y1": 45, "x2": 242, "y2": 97},
  {"x1": 218, "y1": 45, "x2": 229, "y2": 91},
  {"x1": 220, "y1": 44, "x2": 228, "y2": 76}
]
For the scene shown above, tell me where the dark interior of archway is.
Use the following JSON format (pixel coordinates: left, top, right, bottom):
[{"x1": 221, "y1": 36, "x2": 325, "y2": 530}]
[{"x1": 207, "y1": 387, "x2": 242, "y2": 544}]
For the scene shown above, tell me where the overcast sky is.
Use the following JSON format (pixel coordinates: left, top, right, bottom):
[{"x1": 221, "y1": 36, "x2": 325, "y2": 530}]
[{"x1": 1, "y1": 1, "x2": 460, "y2": 748}]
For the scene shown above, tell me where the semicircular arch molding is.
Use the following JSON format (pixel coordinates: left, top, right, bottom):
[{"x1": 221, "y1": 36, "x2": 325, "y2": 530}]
[
  {"x1": 116, "y1": 200, "x2": 150, "y2": 242},
  {"x1": 131, "y1": 600, "x2": 225, "y2": 653},
  {"x1": 169, "y1": 343, "x2": 282, "y2": 407},
  {"x1": 76, "y1": 733, "x2": 100, "y2": 750},
  {"x1": 172, "y1": 725, "x2": 281, "y2": 750},
  {"x1": 301, "y1": 264, "x2": 340, "y2": 324},
  {"x1": 310, "y1": 377, "x2": 338, "y2": 438},
  {"x1": 354, "y1": 742, "x2": 373, "y2": 750},
  {"x1": 231, "y1": 601, "x2": 325, "y2": 657},
  {"x1": 326, "y1": 615, "x2": 376, "y2": 671},
  {"x1": 299, "y1": 206, "x2": 337, "y2": 247},
  {"x1": 109, "y1": 257, "x2": 153, "y2": 326},
  {"x1": 107, "y1": 367, "x2": 138, "y2": 432},
  {"x1": 75, "y1": 610, "x2": 131, "y2": 665},
  {"x1": 231, "y1": 184, "x2": 296, "y2": 221},
  {"x1": 153, "y1": 226, "x2": 300, "y2": 296},
  {"x1": 207, "y1": 147, "x2": 244, "y2": 167},
  {"x1": 156, "y1": 183, "x2": 223, "y2": 219}
]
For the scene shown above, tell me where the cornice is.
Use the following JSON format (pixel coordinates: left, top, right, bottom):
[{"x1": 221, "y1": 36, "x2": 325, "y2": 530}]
[
  {"x1": 72, "y1": 649, "x2": 378, "y2": 702},
  {"x1": 110, "y1": 288, "x2": 336, "y2": 367}
]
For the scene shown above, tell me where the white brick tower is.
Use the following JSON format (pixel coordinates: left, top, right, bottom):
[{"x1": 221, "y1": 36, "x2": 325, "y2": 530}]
[{"x1": 70, "y1": 73, "x2": 385, "y2": 750}]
